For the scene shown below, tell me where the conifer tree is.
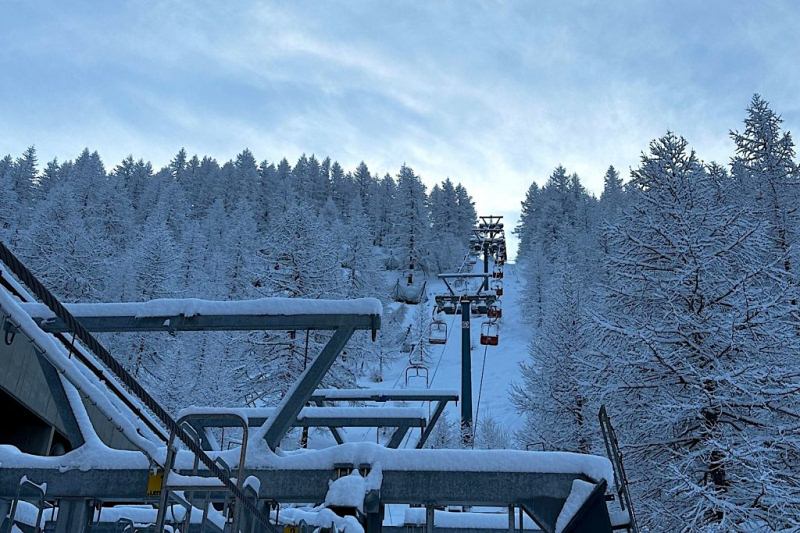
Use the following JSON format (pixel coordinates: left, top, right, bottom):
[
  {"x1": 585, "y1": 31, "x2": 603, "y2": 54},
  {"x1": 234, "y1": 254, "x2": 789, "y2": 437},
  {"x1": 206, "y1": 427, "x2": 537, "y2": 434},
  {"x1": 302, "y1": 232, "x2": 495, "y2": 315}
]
[
  {"x1": 599, "y1": 132, "x2": 800, "y2": 529},
  {"x1": 392, "y1": 164, "x2": 431, "y2": 276}
]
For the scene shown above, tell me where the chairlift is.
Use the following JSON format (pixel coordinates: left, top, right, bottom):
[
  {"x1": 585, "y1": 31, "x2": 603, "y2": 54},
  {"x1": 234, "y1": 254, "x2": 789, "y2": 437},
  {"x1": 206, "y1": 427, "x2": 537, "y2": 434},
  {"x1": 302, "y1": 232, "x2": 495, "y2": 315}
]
[
  {"x1": 435, "y1": 298, "x2": 458, "y2": 315},
  {"x1": 428, "y1": 320, "x2": 447, "y2": 345},
  {"x1": 487, "y1": 302, "x2": 502, "y2": 319},
  {"x1": 405, "y1": 363, "x2": 430, "y2": 387},
  {"x1": 492, "y1": 279, "x2": 504, "y2": 297},
  {"x1": 492, "y1": 265, "x2": 504, "y2": 279},
  {"x1": 471, "y1": 301, "x2": 487, "y2": 316},
  {"x1": 480, "y1": 321, "x2": 499, "y2": 346}
]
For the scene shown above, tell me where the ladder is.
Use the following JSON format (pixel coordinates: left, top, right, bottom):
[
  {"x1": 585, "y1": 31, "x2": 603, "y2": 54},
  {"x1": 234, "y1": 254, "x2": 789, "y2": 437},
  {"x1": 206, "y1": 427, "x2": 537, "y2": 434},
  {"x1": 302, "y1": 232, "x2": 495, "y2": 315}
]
[{"x1": 598, "y1": 405, "x2": 638, "y2": 533}]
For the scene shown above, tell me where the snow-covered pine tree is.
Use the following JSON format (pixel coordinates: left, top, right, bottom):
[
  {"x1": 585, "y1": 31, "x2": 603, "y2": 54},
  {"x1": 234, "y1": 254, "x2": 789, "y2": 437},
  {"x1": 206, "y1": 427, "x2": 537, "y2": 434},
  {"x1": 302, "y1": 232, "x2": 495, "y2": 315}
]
[
  {"x1": 11, "y1": 145, "x2": 38, "y2": 204},
  {"x1": 370, "y1": 172, "x2": 396, "y2": 248},
  {"x1": 21, "y1": 181, "x2": 104, "y2": 301},
  {"x1": 511, "y1": 268, "x2": 595, "y2": 454},
  {"x1": 0, "y1": 155, "x2": 19, "y2": 242},
  {"x1": 392, "y1": 164, "x2": 431, "y2": 277},
  {"x1": 126, "y1": 195, "x2": 183, "y2": 381},
  {"x1": 454, "y1": 183, "x2": 477, "y2": 241},
  {"x1": 731, "y1": 94, "x2": 799, "y2": 321},
  {"x1": 429, "y1": 178, "x2": 467, "y2": 272},
  {"x1": 598, "y1": 132, "x2": 800, "y2": 530}
]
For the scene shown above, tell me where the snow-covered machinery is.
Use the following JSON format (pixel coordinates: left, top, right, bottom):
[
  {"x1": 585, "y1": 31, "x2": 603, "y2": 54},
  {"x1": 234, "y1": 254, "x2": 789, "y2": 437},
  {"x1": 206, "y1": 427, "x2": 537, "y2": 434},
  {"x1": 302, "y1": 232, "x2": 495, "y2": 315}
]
[
  {"x1": 428, "y1": 319, "x2": 447, "y2": 345},
  {"x1": 480, "y1": 321, "x2": 499, "y2": 346}
]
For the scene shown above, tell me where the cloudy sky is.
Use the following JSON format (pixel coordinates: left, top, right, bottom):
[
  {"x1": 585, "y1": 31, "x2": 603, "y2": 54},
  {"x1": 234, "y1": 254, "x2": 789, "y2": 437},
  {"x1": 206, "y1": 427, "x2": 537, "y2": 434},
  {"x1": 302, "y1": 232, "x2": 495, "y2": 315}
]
[{"x1": 2, "y1": 1, "x2": 799, "y2": 256}]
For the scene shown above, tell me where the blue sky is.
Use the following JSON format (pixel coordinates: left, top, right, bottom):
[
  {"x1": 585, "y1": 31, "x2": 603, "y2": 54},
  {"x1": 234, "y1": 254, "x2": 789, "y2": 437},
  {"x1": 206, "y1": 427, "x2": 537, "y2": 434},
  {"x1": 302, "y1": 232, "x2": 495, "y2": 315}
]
[{"x1": 2, "y1": 1, "x2": 799, "y2": 257}]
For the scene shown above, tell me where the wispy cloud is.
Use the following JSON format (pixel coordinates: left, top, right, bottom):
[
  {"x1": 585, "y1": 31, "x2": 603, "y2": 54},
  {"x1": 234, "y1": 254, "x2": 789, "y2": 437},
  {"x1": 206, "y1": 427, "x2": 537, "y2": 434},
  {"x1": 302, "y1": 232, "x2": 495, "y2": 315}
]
[{"x1": 2, "y1": 0, "x2": 799, "y2": 256}]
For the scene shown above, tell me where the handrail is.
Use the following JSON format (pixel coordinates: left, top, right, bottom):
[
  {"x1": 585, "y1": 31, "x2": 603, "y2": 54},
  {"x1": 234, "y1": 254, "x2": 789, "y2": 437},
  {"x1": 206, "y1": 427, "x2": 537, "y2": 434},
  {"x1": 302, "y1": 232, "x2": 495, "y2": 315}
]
[{"x1": 599, "y1": 405, "x2": 638, "y2": 533}]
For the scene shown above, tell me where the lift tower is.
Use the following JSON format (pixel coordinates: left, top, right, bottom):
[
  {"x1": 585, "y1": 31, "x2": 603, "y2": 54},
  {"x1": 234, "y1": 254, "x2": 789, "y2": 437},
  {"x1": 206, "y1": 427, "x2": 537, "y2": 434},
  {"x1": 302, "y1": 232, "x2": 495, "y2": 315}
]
[
  {"x1": 436, "y1": 272, "x2": 495, "y2": 444},
  {"x1": 473, "y1": 215, "x2": 505, "y2": 291}
]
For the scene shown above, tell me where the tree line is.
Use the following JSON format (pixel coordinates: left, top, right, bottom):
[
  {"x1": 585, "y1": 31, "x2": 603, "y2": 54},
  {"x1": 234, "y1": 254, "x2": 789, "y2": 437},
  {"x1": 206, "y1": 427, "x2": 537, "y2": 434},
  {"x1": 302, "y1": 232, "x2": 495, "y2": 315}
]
[{"x1": 0, "y1": 148, "x2": 476, "y2": 418}]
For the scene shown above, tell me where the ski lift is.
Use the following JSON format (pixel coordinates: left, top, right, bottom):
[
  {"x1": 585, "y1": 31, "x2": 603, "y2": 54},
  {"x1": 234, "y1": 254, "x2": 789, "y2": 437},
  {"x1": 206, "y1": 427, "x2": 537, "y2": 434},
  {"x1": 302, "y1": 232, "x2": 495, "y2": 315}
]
[
  {"x1": 492, "y1": 265, "x2": 504, "y2": 279},
  {"x1": 405, "y1": 362, "x2": 429, "y2": 387},
  {"x1": 435, "y1": 298, "x2": 458, "y2": 315},
  {"x1": 492, "y1": 279, "x2": 504, "y2": 297},
  {"x1": 487, "y1": 302, "x2": 502, "y2": 319},
  {"x1": 480, "y1": 321, "x2": 499, "y2": 346},
  {"x1": 428, "y1": 320, "x2": 447, "y2": 345},
  {"x1": 471, "y1": 301, "x2": 487, "y2": 316}
]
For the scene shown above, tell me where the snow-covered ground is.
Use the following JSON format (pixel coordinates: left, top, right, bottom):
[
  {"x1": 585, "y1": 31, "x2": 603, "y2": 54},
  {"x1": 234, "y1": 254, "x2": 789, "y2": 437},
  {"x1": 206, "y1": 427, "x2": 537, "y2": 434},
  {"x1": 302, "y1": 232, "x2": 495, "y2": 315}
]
[{"x1": 416, "y1": 261, "x2": 528, "y2": 438}]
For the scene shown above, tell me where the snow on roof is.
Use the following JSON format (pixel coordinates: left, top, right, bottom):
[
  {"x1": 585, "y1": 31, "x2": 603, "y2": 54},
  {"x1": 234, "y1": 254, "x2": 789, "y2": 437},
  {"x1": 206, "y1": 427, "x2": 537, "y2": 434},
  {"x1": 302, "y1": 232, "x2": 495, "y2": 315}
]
[
  {"x1": 21, "y1": 296, "x2": 383, "y2": 319},
  {"x1": 245, "y1": 441, "x2": 614, "y2": 483}
]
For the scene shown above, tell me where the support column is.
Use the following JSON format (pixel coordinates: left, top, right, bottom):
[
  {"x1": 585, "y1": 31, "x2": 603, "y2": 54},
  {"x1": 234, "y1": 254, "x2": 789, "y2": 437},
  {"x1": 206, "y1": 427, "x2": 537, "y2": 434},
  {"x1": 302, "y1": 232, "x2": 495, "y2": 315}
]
[
  {"x1": 460, "y1": 299, "x2": 473, "y2": 445},
  {"x1": 364, "y1": 490, "x2": 382, "y2": 533},
  {"x1": 387, "y1": 425, "x2": 410, "y2": 449},
  {"x1": 482, "y1": 244, "x2": 489, "y2": 291},
  {"x1": 425, "y1": 505, "x2": 435, "y2": 533},
  {"x1": 54, "y1": 499, "x2": 92, "y2": 533},
  {"x1": 508, "y1": 505, "x2": 515, "y2": 532},
  {"x1": 0, "y1": 499, "x2": 11, "y2": 533}
]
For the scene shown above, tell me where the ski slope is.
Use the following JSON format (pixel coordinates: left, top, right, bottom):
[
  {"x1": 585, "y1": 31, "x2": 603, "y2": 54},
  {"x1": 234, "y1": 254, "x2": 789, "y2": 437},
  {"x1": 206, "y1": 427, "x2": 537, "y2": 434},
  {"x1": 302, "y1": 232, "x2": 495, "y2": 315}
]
[{"x1": 367, "y1": 260, "x2": 531, "y2": 447}]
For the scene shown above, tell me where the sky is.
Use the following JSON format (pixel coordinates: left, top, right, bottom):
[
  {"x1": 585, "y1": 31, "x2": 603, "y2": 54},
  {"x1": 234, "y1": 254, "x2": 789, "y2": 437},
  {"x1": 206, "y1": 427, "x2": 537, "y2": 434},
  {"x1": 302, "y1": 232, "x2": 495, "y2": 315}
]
[{"x1": 2, "y1": 1, "x2": 800, "y2": 258}]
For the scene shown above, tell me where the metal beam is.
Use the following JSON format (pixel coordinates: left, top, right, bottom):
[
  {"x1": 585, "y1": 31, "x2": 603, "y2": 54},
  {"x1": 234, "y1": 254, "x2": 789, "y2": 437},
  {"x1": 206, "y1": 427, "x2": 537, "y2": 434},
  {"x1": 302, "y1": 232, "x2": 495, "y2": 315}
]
[
  {"x1": 0, "y1": 467, "x2": 596, "y2": 507},
  {"x1": 28, "y1": 312, "x2": 379, "y2": 334},
  {"x1": 311, "y1": 389, "x2": 459, "y2": 403},
  {"x1": 262, "y1": 327, "x2": 355, "y2": 450},
  {"x1": 460, "y1": 299, "x2": 472, "y2": 444},
  {"x1": 416, "y1": 400, "x2": 449, "y2": 449},
  {"x1": 387, "y1": 425, "x2": 412, "y2": 448},
  {"x1": 185, "y1": 408, "x2": 425, "y2": 431}
]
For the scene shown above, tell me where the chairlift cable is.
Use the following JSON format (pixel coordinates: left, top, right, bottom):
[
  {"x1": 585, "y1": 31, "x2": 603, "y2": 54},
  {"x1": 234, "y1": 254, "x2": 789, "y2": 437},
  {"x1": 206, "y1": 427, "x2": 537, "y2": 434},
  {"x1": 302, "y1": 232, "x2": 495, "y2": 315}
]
[{"x1": 472, "y1": 343, "x2": 490, "y2": 448}]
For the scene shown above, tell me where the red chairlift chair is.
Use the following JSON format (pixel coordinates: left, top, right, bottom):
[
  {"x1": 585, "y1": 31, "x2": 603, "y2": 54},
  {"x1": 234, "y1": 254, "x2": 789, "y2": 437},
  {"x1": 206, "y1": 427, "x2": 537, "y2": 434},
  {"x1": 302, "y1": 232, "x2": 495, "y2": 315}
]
[{"x1": 480, "y1": 321, "x2": 499, "y2": 346}]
